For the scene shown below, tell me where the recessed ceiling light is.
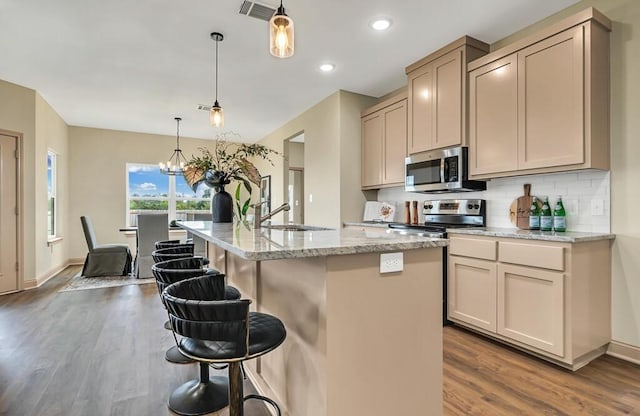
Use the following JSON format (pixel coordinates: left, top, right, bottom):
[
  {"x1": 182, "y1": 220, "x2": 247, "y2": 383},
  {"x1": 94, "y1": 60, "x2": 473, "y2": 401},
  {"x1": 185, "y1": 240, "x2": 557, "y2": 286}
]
[
  {"x1": 319, "y1": 63, "x2": 335, "y2": 72},
  {"x1": 370, "y1": 18, "x2": 392, "y2": 31}
]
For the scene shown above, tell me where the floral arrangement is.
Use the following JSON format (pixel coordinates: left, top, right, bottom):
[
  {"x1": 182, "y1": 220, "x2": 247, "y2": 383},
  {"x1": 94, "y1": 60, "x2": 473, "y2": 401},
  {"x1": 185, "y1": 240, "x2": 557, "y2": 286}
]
[{"x1": 183, "y1": 133, "x2": 281, "y2": 220}]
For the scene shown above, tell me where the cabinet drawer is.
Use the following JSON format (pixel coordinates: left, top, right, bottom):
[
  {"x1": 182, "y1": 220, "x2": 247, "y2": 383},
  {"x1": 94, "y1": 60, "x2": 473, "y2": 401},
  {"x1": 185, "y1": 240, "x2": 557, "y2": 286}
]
[
  {"x1": 499, "y1": 241, "x2": 564, "y2": 271},
  {"x1": 449, "y1": 237, "x2": 497, "y2": 261}
]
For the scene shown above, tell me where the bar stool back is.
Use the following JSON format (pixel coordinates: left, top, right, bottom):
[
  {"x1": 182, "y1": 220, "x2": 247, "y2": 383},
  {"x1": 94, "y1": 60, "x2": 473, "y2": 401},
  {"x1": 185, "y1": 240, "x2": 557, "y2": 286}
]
[{"x1": 163, "y1": 275, "x2": 287, "y2": 416}]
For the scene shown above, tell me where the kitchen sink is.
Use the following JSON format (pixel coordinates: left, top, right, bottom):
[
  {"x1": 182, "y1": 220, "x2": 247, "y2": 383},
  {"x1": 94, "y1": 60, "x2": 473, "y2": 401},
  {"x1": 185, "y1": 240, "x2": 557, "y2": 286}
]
[{"x1": 263, "y1": 224, "x2": 334, "y2": 232}]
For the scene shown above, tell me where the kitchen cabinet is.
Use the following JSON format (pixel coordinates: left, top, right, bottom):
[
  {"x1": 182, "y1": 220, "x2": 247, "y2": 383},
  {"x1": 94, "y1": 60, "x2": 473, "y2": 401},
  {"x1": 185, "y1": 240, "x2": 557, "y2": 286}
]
[
  {"x1": 468, "y1": 8, "x2": 611, "y2": 179},
  {"x1": 361, "y1": 93, "x2": 407, "y2": 189},
  {"x1": 448, "y1": 234, "x2": 611, "y2": 370},
  {"x1": 406, "y1": 36, "x2": 489, "y2": 154},
  {"x1": 448, "y1": 256, "x2": 497, "y2": 332}
]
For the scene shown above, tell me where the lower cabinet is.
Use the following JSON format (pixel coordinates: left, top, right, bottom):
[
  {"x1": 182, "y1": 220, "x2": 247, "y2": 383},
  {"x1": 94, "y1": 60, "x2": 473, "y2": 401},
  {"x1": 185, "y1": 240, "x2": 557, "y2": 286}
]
[
  {"x1": 448, "y1": 256, "x2": 497, "y2": 332},
  {"x1": 448, "y1": 235, "x2": 611, "y2": 370},
  {"x1": 497, "y1": 264, "x2": 564, "y2": 356}
]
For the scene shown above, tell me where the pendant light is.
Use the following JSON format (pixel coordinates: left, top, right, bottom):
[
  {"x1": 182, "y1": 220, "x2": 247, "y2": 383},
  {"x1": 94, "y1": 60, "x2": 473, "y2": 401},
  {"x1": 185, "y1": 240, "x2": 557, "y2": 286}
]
[
  {"x1": 159, "y1": 117, "x2": 188, "y2": 175},
  {"x1": 210, "y1": 32, "x2": 224, "y2": 127},
  {"x1": 269, "y1": 0, "x2": 294, "y2": 58}
]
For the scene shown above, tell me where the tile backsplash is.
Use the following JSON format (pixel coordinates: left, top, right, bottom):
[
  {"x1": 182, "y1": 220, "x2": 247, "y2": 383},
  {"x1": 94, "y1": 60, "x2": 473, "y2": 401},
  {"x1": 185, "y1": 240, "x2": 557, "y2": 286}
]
[{"x1": 376, "y1": 170, "x2": 610, "y2": 233}]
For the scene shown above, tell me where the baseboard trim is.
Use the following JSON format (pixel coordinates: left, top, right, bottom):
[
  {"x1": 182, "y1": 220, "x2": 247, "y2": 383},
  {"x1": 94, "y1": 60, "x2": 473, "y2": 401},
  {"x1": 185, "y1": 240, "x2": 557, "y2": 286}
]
[
  {"x1": 24, "y1": 260, "x2": 81, "y2": 290},
  {"x1": 607, "y1": 340, "x2": 640, "y2": 365}
]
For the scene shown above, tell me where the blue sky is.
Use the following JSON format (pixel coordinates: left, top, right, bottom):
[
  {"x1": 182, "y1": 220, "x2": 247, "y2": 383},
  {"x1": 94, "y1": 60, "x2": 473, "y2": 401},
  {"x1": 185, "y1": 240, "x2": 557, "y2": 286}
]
[{"x1": 128, "y1": 164, "x2": 207, "y2": 198}]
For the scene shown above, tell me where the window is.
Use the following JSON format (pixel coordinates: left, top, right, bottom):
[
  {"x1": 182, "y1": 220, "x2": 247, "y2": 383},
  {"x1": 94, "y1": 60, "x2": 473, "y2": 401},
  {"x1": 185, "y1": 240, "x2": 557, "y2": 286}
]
[
  {"x1": 126, "y1": 163, "x2": 211, "y2": 226},
  {"x1": 47, "y1": 151, "x2": 57, "y2": 238}
]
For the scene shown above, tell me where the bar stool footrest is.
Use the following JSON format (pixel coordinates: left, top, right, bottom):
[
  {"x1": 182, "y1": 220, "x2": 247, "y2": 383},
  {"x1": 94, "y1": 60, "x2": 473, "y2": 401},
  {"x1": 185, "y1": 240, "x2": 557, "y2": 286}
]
[{"x1": 244, "y1": 394, "x2": 282, "y2": 416}]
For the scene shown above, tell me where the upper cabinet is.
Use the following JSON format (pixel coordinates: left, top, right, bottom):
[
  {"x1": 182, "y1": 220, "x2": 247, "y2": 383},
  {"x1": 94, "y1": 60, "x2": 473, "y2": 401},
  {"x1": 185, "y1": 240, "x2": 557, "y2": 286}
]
[
  {"x1": 468, "y1": 8, "x2": 612, "y2": 179},
  {"x1": 361, "y1": 93, "x2": 407, "y2": 190},
  {"x1": 406, "y1": 36, "x2": 489, "y2": 154}
]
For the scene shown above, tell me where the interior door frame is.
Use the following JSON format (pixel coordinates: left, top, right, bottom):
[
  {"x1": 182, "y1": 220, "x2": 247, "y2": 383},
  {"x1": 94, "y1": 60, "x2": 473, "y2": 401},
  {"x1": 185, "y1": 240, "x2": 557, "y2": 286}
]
[{"x1": 0, "y1": 129, "x2": 24, "y2": 292}]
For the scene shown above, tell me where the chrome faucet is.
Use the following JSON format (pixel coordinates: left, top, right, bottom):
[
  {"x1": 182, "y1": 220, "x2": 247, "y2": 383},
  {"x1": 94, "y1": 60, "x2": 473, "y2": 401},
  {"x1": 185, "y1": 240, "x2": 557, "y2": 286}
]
[{"x1": 252, "y1": 202, "x2": 291, "y2": 228}]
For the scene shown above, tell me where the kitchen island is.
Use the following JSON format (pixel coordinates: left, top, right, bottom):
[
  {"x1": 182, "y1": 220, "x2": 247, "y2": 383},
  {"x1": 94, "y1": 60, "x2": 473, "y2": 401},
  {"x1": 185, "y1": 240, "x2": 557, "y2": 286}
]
[{"x1": 178, "y1": 221, "x2": 448, "y2": 416}]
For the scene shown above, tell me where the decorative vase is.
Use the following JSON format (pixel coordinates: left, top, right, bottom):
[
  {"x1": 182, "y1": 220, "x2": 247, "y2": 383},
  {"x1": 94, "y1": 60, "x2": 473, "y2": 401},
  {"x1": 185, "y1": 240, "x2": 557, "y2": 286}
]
[
  {"x1": 211, "y1": 185, "x2": 233, "y2": 223},
  {"x1": 205, "y1": 171, "x2": 233, "y2": 223}
]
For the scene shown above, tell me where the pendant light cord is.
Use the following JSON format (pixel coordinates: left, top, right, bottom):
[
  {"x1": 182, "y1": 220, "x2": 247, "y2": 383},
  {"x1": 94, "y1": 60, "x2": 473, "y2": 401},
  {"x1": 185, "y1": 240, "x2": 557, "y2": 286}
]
[
  {"x1": 215, "y1": 37, "x2": 219, "y2": 102},
  {"x1": 176, "y1": 118, "x2": 180, "y2": 149}
]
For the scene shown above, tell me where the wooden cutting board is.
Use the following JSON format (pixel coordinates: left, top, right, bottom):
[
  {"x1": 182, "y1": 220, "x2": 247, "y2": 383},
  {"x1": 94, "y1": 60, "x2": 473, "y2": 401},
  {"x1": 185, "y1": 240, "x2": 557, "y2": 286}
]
[{"x1": 509, "y1": 184, "x2": 535, "y2": 229}]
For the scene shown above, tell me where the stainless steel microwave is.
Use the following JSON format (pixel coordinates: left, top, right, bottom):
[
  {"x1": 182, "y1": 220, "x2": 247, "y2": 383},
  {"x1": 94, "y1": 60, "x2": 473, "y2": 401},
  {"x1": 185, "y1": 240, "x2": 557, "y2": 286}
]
[{"x1": 405, "y1": 146, "x2": 486, "y2": 193}]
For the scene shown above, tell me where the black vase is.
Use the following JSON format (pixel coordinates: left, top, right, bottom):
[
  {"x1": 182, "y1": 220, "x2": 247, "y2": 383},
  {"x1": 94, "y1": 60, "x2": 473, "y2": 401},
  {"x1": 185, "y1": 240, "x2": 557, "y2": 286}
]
[{"x1": 211, "y1": 185, "x2": 233, "y2": 223}]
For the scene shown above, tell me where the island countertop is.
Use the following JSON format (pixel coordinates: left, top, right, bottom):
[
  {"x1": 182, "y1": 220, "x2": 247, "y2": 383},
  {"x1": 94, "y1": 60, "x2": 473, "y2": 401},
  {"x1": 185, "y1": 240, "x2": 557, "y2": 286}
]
[{"x1": 177, "y1": 221, "x2": 448, "y2": 261}]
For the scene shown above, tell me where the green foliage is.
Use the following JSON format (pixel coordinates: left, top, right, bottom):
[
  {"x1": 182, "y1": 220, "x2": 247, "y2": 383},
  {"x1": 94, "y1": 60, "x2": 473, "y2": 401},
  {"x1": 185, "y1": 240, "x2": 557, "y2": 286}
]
[
  {"x1": 129, "y1": 200, "x2": 169, "y2": 210},
  {"x1": 234, "y1": 182, "x2": 252, "y2": 222},
  {"x1": 183, "y1": 133, "x2": 283, "y2": 192}
]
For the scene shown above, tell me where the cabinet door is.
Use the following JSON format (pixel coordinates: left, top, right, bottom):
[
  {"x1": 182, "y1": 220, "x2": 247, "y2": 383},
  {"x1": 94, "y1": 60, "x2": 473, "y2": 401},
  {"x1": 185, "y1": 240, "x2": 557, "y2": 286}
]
[
  {"x1": 518, "y1": 25, "x2": 585, "y2": 170},
  {"x1": 407, "y1": 63, "x2": 433, "y2": 154},
  {"x1": 382, "y1": 100, "x2": 407, "y2": 184},
  {"x1": 431, "y1": 49, "x2": 463, "y2": 150},
  {"x1": 469, "y1": 55, "x2": 519, "y2": 176},
  {"x1": 361, "y1": 112, "x2": 383, "y2": 188},
  {"x1": 497, "y1": 264, "x2": 564, "y2": 356},
  {"x1": 448, "y1": 256, "x2": 497, "y2": 332}
]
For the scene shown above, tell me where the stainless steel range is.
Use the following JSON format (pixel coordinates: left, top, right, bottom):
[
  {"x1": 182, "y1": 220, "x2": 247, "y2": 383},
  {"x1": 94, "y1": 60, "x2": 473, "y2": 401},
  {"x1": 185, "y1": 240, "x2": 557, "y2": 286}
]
[{"x1": 388, "y1": 199, "x2": 486, "y2": 325}]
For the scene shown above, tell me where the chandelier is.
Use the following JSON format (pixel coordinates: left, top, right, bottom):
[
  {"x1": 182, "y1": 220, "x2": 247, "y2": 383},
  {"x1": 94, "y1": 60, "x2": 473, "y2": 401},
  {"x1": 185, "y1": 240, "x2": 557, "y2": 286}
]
[{"x1": 159, "y1": 117, "x2": 188, "y2": 175}]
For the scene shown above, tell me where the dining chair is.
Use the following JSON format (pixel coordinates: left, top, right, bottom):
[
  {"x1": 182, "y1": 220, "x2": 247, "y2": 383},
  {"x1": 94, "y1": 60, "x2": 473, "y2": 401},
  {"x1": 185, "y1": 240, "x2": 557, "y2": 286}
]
[
  {"x1": 135, "y1": 213, "x2": 169, "y2": 278},
  {"x1": 80, "y1": 216, "x2": 132, "y2": 277}
]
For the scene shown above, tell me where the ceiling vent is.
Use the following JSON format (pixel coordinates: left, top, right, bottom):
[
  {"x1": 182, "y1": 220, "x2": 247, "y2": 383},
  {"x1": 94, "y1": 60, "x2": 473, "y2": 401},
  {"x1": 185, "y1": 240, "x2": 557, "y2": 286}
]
[
  {"x1": 239, "y1": 1, "x2": 276, "y2": 21},
  {"x1": 196, "y1": 104, "x2": 212, "y2": 111}
]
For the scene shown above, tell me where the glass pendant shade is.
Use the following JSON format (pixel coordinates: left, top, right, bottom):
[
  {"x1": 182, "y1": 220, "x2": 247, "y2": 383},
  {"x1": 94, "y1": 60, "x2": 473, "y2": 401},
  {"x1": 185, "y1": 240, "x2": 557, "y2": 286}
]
[
  {"x1": 210, "y1": 101, "x2": 224, "y2": 127},
  {"x1": 210, "y1": 32, "x2": 224, "y2": 127},
  {"x1": 270, "y1": 4, "x2": 294, "y2": 58}
]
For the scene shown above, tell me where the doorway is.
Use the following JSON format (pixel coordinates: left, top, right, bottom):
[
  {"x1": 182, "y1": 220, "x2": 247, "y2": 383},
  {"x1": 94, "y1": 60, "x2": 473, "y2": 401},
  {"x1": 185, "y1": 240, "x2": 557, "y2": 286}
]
[
  {"x1": 0, "y1": 133, "x2": 19, "y2": 294},
  {"x1": 288, "y1": 168, "x2": 304, "y2": 224},
  {"x1": 284, "y1": 132, "x2": 304, "y2": 224}
]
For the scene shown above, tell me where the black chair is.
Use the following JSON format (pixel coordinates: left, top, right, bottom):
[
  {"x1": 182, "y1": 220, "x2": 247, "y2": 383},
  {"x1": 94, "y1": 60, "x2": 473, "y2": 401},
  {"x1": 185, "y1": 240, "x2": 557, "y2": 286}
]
[
  {"x1": 80, "y1": 216, "x2": 132, "y2": 277},
  {"x1": 163, "y1": 275, "x2": 287, "y2": 416},
  {"x1": 152, "y1": 257, "x2": 241, "y2": 366},
  {"x1": 152, "y1": 245, "x2": 195, "y2": 263},
  {"x1": 155, "y1": 239, "x2": 184, "y2": 249}
]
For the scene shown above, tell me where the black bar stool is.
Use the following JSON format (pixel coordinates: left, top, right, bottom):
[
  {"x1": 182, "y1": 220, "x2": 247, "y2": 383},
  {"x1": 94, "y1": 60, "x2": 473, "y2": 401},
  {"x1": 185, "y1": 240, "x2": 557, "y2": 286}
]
[
  {"x1": 152, "y1": 258, "x2": 241, "y2": 364},
  {"x1": 163, "y1": 274, "x2": 287, "y2": 416},
  {"x1": 155, "y1": 239, "x2": 184, "y2": 249},
  {"x1": 152, "y1": 245, "x2": 195, "y2": 264}
]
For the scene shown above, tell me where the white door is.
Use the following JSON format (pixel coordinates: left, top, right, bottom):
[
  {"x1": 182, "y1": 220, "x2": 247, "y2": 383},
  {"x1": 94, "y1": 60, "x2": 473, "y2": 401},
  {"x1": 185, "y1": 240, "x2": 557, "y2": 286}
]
[{"x1": 0, "y1": 133, "x2": 18, "y2": 294}]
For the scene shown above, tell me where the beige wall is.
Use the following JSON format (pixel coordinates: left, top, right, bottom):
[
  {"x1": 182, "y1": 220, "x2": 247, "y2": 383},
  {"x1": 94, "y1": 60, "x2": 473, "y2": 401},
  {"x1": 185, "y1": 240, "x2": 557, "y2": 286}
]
[
  {"x1": 35, "y1": 93, "x2": 69, "y2": 281},
  {"x1": 288, "y1": 142, "x2": 304, "y2": 168},
  {"x1": 257, "y1": 90, "x2": 376, "y2": 228},
  {"x1": 67, "y1": 127, "x2": 221, "y2": 260},
  {"x1": 488, "y1": 0, "x2": 640, "y2": 347},
  {"x1": 0, "y1": 79, "x2": 36, "y2": 285}
]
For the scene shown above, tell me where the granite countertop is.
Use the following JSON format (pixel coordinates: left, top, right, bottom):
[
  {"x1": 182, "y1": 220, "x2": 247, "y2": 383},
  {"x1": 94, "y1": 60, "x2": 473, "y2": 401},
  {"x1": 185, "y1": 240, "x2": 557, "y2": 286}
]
[
  {"x1": 178, "y1": 221, "x2": 448, "y2": 261},
  {"x1": 447, "y1": 227, "x2": 615, "y2": 243}
]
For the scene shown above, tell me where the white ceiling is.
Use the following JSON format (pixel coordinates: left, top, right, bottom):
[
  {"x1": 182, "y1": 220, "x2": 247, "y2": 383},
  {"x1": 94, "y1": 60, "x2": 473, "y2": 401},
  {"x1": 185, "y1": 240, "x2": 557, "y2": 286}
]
[{"x1": 0, "y1": 0, "x2": 579, "y2": 143}]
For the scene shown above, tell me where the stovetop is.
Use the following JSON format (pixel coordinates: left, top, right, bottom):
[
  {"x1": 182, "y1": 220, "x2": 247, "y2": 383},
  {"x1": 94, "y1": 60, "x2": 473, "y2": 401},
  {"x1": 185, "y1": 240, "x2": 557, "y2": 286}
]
[{"x1": 387, "y1": 199, "x2": 486, "y2": 234}]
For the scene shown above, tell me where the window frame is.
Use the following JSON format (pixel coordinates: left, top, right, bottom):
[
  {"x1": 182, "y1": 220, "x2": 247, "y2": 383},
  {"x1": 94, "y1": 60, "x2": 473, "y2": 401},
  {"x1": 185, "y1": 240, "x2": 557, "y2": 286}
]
[
  {"x1": 126, "y1": 163, "x2": 210, "y2": 226},
  {"x1": 47, "y1": 150, "x2": 57, "y2": 240}
]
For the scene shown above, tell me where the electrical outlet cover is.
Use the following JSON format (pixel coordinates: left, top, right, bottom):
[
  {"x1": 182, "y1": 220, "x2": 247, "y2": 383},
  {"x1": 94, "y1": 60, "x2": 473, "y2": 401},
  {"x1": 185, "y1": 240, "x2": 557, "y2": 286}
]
[{"x1": 380, "y1": 252, "x2": 403, "y2": 273}]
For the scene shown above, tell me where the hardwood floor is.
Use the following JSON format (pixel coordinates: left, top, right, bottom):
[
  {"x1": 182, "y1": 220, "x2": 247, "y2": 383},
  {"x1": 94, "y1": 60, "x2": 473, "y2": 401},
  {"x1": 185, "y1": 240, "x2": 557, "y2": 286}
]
[
  {"x1": 0, "y1": 266, "x2": 269, "y2": 416},
  {"x1": 444, "y1": 325, "x2": 640, "y2": 415},
  {"x1": 1, "y1": 266, "x2": 639, "y2": 415}
]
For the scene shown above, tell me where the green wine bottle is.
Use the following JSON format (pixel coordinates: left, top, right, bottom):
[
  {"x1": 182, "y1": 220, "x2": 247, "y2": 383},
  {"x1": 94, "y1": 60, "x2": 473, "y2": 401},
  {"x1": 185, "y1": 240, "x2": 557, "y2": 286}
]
[
  {"x1": 528, "y1": 197, "x2": 540, "y2": 230},
  {"x1": 553, "y1": 196, "x2": 567, "y2": 232},
  {"x1": 540, "y1": 196, "x2": 553, "y2": 231}
]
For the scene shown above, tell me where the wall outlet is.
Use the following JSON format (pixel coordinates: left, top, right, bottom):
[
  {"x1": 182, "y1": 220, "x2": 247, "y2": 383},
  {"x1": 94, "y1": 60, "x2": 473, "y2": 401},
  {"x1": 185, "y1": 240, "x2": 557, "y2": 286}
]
[{"x1": 380, "y1": 252, "x2": 403, "y2": 273}]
